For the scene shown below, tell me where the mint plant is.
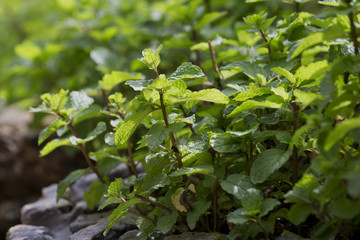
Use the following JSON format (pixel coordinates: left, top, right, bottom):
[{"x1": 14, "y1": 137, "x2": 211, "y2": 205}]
[{"x1": 29, "y1": 0, "x2": 360, "y2": 239}]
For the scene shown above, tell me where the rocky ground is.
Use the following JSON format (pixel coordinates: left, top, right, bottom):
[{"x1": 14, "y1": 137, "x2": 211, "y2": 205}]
[{"x1": 0, "y1": 106, "x2": 86, "y2": 239}]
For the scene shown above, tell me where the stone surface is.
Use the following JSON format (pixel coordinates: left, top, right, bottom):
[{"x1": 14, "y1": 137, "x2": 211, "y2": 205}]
[
  {"x1": 118, "y1": 230, "x2": 142, "y2": 240},
  {"x1": 163, "y1": 232, "x2": 221, "y2": 240},
  {"x1": 6, "y1": 225, "x2": 54, "y2": 240}
]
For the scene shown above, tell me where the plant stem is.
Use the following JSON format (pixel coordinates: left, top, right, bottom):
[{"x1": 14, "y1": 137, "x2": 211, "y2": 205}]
[
  {"x1": 191, "y1": 26, "x2": 202, "y2": 67},
  {"x1": 179, "y1": 104, "x2": 195, "y2": 134},
  {"x1": 159, "y1": 91, "x2": 182, "y2": 168},
  {"x1": 101, "y1": 89, "x2": 138, "y2": 177},
  {"x1": 345, "y1": 0, "x2": 360, "y2": 79},
  {"x1": 134, "y1": 194, "x2": 173, "y2": 213},
  {"x1": 119, "y1": 197, "x2": 155, "y2": 222},
  {"x1": 67, "y1": 121, "x2": 105, "y2": 184},
  {"x1": 208, "y1": 41, "x2": 224, "y2": 90},
  {"x1": 248, "y1": 134, "x2": 253, "y2": 176},
  {"x1": 256, "y1": 218, "x2": 269, "y2": 239},
  {"x1": 259, "y1": 29, "x2": 272, "y2": 61},
  {"x1": 212, "y1": 178, "x2": 219, "y2": 231},
  {"x1": 295, "y1": 1, "x2": 300, "y2": 13},
  {"x1": 291, "y1": 91, "x2": 299, "y2": 185}
]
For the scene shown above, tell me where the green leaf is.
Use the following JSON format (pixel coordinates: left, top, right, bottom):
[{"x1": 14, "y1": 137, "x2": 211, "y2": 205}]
[
  {"x1": 143, "y1": 172, "x2": 170, "y2": 192},
  {"x1": 126, "y1": 79, "x2": 156, "y2": 91},
  {"x1": 69, "y1": 122, "x2": 107, "y2": 145},
  {"x1": 170, "y1": 166, "x2": 214, "y2": 177},
  {"x1": 170, "y1": 89, "x2": 229, "y2": 104},
  {"x1": 244, "y1": 13, "x2": 265, "y2": 28},
  {"x1": 40, "y1": 138, "x2": 73, "y2": 157},
  {"x1": 15, "y1": 40, "x2": 42, "y2": 60},
  {"x1": 84, "y1": 180, "x2": 106, "y2": 210},
  {"x1": 168, "y1": 62, "x2": 205, "y2": 80},
  {"x1": 38, "y1": 119, "x2": 67, "y2": 145},
  {"x1": 271, "y1": 67, "x2": 296, "y2": 85},
  {"x1": 222, "y1": 61, "x2": 268, "y2": 81},
  {"x1": 187, "y1": 201, "x2": 211, "y2": 230},
  {"x1": 328, "y1": 198, "x2": 360, "y2": 219},
  {"x1": 157, "y1": 211, "x2": 179, "y2": 234},
  {"x1": 290, "y1": 25, "x2": 344, "y2": 59},
  {"x1": 106, "y1": 178, "x2": 123, "y2": 198},
  {"x1": 209, "y1": 132, "x2": 243, "y2": 153},
  {"x1": 115, "y1": 106, "x2": 153, "y2": 146},
  {"x1": 227, "y1": 208, "x2": 251, "y2": 225},
  {"x1": 220, "y1": 174, "x2": 256, "y2": 200},
  {"x1": 293, "y1": 90, "x2": 321, "y2": 110},
  {"x1": 56, "y1": 169, "x2": 88, "y2": 202},
  {"x1": 294, "y1": 60, "x2": 329, "y2": 87},
  {"x1": 109, "y1": 93, "x2": 126, "y2": 107},
  {"x1": 72, "y1": 104, "x2": 102, "y2": 125},
  {"x1": 260, "y1": 198, "x2": 280, "y2": 217},
  {"x1": 40, "y1": 89, "x2": 68, "y2": 112},
  {"x1": 242, "y1": 188, "x2": 262, "y2": 216},
  {"x1": 70, "y1": 90, "x2": 94, "y2": 110},
  {"x1": 288, "y1": 203, "x2": 314, "y2": 225},
  {"x1": 233, "y1": 87, "x2": 272, "y2": 102},
  {"x1": 195, "y1": 11, "x2": 226, "y2": 30},
  {"x1": 98, "y1": 197, "x2": 122, "y2": 211},
  {"x1": 99, "y1": 71, "x2": 141, "y2": 91},
  {"x1": 324, "y1": 117, "x2": 360, "y2": 151},
  {"x1": 138, "y1": 44, "x2": 163, "y2": 71},
  {"x1": 250, "y1": 149, "x2": 291, "y2": 184},
  {"x1": 229, "y1": 99, "x2": 283, "y2": 117},
  {"x1": 104, "y1": 198, "x2": 141, "y2": 236}
]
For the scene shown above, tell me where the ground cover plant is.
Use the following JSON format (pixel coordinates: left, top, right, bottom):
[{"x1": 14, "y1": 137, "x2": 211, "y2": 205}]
[{"x1": 25, "y1": 0, "x2": 360, "y2": 239}]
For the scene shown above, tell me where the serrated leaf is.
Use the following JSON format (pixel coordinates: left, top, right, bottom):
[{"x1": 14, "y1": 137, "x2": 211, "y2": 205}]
[
  {"x1": 145, "y1": 124, "x2": 170, "y2": 151},
  {"x1": 271, "y1": 67, "x2": 296, "y2": 85},
  {"x1": 115, "y1": 106, "x2": 153, "y2": 146},
  {"x1": 294, "y1": 60, "x2": 329, "y2": 86},
  {"x1": 126, "y1": 79, "x2": 156, "y2": 91},
  {"x1": 98, "y1": 197, "x2": 122, "y2": 211},
  {"x1": 290, "y1": 25, "x2": 344, "y2": 59},
  {"x1": 168, "y1": 62, "x2": 205, "y2": 80},
  {"x1": 195, "y1": 11, "x2": 226, "y2": 30},
  {"x1": 288, "y1": 203, "x2": 314, "y2": 225},
  {"x1": 38, "y1": 119, "x2": 67, "y2": 145},
  {"x1": 209, "y1": 132, "x2": 243, "y2": 153},
  {"x1": 328, "y1": 198, "x2": 360, "y2": 219},
  {"x1": 229, "y1": 99, "x2": 283, "y2": 117},
  {"x1": 84, "y1": 180, "x2": 106, "y2": 210},
  {"x1": 72, "y1": 104, "x2": 102, "y2": 125},
  {"x1": 69, "y1": 122, "x2": 107, "y2": 145},
  {"x1": 106, "y1": 178, "x2": 123, "y2": 198},
  {"x1": 109, "y1": 93, "x2": 126, "y2": 106},
  {"x1": 187, "y1": 201, "x2": 211, "y2": 230},
  {"x1": 170, "y1": 166, "x2": 214, "y2": 177},
  {"x1": 220, "y1": 174, "x2": 256, "y2": 200},
  {"x1": 104, "y1": 198, "x2": 141, "y2": 236},
  {"x1": 293, "y1": 90, "x2": 321, "y2": 110},
  {"x1": 242, "y1": 188, "x2": 262, "y2": 216},
  {"x1": 227, "y1": 208, "x2": 251, "y2": 224},
  {"x1": 234, "y1": 87, "x2": 272, "y2": 102},
  {"x1": 143, "y1": 172, "x2": 170, "y2": 192},
  {"x1": 260, "y1": 198, "x2": 280, "y2": 217},
  {"x1": 170, "y1": 89, "x2": 229, "y2": 104},
  {"x1": 56, "y1": 168, "x2": 88, "y2": 202},
  {"x1": 222, "y1": 61, "x2": 268, "y2": 80},
  {"x1": 40, "y1": 89, "x2": 68, "y2": 112},
  {"x1": 157, "y1": 211, "x2": 179, "y2": 234},
  {"x1": 250, "y1": 149, "x2": 291, "y2": 184},
  {"x1": 70, "y1": 90, "x2": 94, "y2": 110},
  {"x1": 40, "y1": 138, "x2": 73, "y2": 157},
  {"x1": 99, "y1": 71, "x2": 141, "y2": 91},
  {"x1": 324, "y1": 117, "x2": 360, "y2": 151},
  {"x1": 138, "y1": 44, "x2": 163, "y2": 71}
]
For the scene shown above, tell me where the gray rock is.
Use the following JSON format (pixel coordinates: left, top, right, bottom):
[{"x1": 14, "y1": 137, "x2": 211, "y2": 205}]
[
  {"x1": 164, "y1": 232, "x2": 221, "y2": 240},
  {"x1": 118, "y1": 230, "x2": 142, "y2": 240},
  {"x1": 6, "y1": 225, "x2": 54, "y2": 240},
  {"x1": 70, "y1": 211, "x2": 112, "y2": 233},
  {"x1": 70, "y1": 214, "x2": 136, "y2": 240}
]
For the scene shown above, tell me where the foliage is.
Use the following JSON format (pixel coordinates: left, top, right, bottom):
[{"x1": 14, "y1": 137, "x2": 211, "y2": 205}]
[{"x1": 24, "y1": 0, "x2": 360, "y2": 239}]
